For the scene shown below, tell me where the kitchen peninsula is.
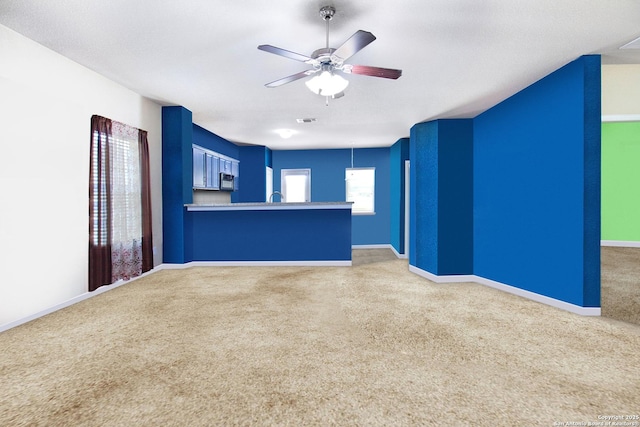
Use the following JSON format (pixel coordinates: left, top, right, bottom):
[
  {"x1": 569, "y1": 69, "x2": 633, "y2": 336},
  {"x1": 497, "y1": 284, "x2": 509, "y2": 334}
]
[
  {"x1": 184, "y1": 202, "x2": 353, "y2": 265},
  {"x1": 162, "y1": 106, "x2": 354, "y2": 266}
]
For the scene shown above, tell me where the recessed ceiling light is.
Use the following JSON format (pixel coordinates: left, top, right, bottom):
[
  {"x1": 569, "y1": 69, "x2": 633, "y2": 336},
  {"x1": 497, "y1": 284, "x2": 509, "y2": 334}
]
[
  {"x1": 296, "y1": 118, "x2": 317, "y2": 123},
  {"x1": 275, "y1": 129, "x2": 296, "y2": 139}
]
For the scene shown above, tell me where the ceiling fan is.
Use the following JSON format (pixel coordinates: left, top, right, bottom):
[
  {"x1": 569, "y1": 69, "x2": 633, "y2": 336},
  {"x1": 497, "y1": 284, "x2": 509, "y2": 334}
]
[{"x1": 257, "y1": 5, "x2": 402, "y2": 99}]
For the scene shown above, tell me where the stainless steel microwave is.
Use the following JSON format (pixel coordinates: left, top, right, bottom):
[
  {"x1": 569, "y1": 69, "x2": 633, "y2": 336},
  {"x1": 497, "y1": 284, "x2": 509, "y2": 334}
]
[{"x1": 220, "y1": 173, "x2": 234, "y2": 191}]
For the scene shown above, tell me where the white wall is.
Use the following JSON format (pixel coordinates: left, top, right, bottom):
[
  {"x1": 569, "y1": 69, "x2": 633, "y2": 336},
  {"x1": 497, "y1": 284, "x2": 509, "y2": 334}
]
[
  {"x1": 602, "y1": 64, "x2": 640, "y2": 116},
  {"x1": 0, "y1": 24, "x2": 163, "y2": 326}
]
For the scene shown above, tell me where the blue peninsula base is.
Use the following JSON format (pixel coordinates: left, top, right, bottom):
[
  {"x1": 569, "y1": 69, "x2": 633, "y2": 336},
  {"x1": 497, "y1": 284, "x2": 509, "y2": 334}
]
[{"x1": 185, "y1": 202, "x2": 353, "y2": 265}]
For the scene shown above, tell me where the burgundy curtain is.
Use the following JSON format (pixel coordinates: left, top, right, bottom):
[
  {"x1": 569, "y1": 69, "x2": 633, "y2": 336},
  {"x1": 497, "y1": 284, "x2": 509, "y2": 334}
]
[
  {"x1": 139, "y1": 130, "x2": 154, "y2": 273},
  {"x1": 89, "y1": 115, "x2": 113, "y2": 292},
  {"x1": 89, "y1": 115, "x2": 153, "y2": 292}
]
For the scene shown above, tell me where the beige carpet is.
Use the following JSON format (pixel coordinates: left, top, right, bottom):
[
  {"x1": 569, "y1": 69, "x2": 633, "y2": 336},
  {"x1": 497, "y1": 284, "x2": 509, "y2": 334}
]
[
  {"x1": 602, "y1": 246, "x2": 640, "y2": 326},
  {"x1": 1, "y1": 249, "x2": 639, "y2": 426}
]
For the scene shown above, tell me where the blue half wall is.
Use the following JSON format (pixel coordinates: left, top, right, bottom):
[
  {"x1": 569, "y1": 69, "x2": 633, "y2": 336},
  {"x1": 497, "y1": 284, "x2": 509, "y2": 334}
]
[{"x1": 473, "y1": 55, "x2": 601, "y2": 307}]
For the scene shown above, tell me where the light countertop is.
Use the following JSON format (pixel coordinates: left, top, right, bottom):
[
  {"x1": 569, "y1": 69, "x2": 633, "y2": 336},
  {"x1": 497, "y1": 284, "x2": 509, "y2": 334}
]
[{"x1": 185, "y1": 202, "x2": 353, "y2": 211}]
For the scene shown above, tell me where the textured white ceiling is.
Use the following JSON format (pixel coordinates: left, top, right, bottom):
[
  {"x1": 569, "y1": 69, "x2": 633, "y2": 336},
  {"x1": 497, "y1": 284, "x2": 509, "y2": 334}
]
[{"x1": 2, "y1": 0, "x2": 640, "y2": 149}]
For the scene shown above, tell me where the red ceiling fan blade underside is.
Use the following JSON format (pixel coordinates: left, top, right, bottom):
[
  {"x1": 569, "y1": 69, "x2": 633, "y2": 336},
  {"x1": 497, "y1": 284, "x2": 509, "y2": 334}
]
[{"x1": 343, "y1": 65, "x2": 402, "y2": 79}]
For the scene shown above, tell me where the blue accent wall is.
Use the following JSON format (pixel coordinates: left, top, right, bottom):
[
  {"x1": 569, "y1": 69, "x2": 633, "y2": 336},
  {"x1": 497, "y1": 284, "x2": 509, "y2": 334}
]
[
  {"x1": 162, "y1": 106, "x2": 194, "y2": 263},
  {"x1": 272, "y1": 148, "x2": 391, "y2": 245},
  {"x1": 409, "y1": 120, "x2": 474, "y2": 275},
  {"x1": 192, "y1": 124, "x2": 239, "y2": 159},
  {"x1": 390, "y1": 138, "x2": 410, "y2": 254},
  {"x1": 238, "y1": 145, "x2": 268, "y2": 202},
  {"x1": 473, "y1": 55, "x2": 601, "y2": 307}
]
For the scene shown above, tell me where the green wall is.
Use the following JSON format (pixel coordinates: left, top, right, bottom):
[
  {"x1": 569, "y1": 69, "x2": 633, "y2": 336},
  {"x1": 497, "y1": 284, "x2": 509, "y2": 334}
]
[{"x1": 602, "y1": 121, "x2": 640, "y2": 241}]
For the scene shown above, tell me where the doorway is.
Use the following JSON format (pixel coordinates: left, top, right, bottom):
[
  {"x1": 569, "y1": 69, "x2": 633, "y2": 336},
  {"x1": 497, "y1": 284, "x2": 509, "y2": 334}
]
[{"x1": 404, "y1": 160, "x2": 410, "y2": 258}]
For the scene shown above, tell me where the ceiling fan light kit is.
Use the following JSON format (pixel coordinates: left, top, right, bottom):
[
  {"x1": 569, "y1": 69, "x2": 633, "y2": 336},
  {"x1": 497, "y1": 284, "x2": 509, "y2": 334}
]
[
  {"x1": 305, "y1": 70, "x2": 349, "y2": 96},
  {"x1": 258, "y1": 5, "x2": 402, "y2": 100}
]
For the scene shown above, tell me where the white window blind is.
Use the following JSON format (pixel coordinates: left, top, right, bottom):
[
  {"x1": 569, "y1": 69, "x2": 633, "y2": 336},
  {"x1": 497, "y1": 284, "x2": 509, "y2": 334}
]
[
  {"x1": 281, "y1": 169, "x2": 311, "y2": 202},
  {"x1": 346, "y1": 168, "x2": 375, "y2": 214},
  {"x1": 91, "y1": 126, "x2": 142, "y2": 246}
]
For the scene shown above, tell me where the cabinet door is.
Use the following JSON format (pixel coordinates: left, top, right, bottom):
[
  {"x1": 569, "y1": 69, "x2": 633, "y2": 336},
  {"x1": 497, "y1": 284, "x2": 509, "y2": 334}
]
[
  {"x1": 193, "y1": 148, "x2": 206, "y2": 188},
  {"x1": 221, "y1": 159, "x2": 232, "y2": 174},
  {"x1": 207, "y1": 154, "x2": 220, "y2": 189},
  {"x1": 231, "y1": 160, "x2": 239, "y2": 190}
]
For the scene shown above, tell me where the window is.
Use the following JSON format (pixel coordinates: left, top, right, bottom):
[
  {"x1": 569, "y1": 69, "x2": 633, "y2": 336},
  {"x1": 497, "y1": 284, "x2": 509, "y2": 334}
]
[
  {"x1": 281, "y1": 169, "x2": 311, "y2": 202},
  {"x1": 346, "y1": 168, "x2": 375, "y2": 215},
  {"x1": 89, "y1": 115, "x2": 153, "y2": 292}
]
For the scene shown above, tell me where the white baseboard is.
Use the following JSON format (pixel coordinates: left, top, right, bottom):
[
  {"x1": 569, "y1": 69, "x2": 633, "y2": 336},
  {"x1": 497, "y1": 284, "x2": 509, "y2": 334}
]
[
  {"x1": 2, "y1": 256, "x2": 603, "y2": 334},
  {"x1": 408, "y1": 265, "x2": 475, "y2": 283},
  {"x1": 601, "y1": 240, "x2": 640, "y2": 248},
  {"x1": 175, "y1": 260, "x2": 351, "y2": 267},
  {"x1": 601, "y1": 114, "x2": 640, "y2": 122},
  {"x1": 408, "y1": 265, "x2": 601, "y2": 316},
  {"x1": 389, "y1": 245, "x2": 408, "y2": 259},
  {"x1": 353, "y1": 244, "x2": 408, "y2": 259},
  {"x1": 352, "y1": 244, "x2": 392, "y2": 250},
  {"x1": 0, "y1": 267, "x2": 158, "y2": 334},
  {"x1": 0, "y1": 260, "x2": 350, "y2": 333},
  {"x1": 474, "y1": 276, "x2": 601, "y2": 316}
]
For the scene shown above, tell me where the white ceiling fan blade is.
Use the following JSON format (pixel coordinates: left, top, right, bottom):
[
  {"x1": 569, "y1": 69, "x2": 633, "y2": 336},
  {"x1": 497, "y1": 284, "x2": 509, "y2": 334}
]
[
  {"x1": 265, "y1": 69, "x2": 319, "y2": 88},
  {"x1": 258, "y1": 45, "x2": 318, "y2": 66},
  {"x1": 331, "y1": 30, "x2": 376, "y2": 63}
]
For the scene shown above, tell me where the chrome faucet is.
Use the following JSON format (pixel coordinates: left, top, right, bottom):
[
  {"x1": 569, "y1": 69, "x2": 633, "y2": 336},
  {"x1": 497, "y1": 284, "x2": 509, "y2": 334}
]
[{"x1": 269, "y1": 191, "x2": 284, "y2": 203}]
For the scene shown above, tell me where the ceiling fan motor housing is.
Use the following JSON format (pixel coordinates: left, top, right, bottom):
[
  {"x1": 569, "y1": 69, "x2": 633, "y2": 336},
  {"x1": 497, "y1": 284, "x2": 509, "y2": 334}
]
[
  {"x1": 312, "y1": 48, "x2": 337, "y2": 63},
  {"x1": 320, "y1": 6, "x2": 335, "y2": 21}
]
